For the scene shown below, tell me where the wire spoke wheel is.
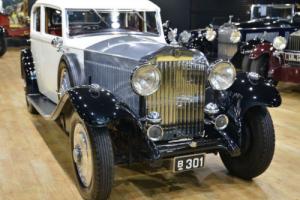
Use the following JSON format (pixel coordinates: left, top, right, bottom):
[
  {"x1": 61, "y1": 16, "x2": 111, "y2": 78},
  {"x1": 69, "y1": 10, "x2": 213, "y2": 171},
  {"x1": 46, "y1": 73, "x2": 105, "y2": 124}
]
[
  {"x1": 73, "y1": 123, "x2": 93, "y2": 188},
  {"x1": 59, "y1": 68, "x2": 71, "y2": 99}
]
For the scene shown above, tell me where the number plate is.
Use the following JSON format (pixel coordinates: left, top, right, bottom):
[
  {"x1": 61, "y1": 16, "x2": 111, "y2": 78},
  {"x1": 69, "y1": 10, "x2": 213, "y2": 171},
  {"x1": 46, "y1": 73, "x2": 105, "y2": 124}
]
[{"x1": 173, "y1": 154, "x2": 205, "y2": 173}]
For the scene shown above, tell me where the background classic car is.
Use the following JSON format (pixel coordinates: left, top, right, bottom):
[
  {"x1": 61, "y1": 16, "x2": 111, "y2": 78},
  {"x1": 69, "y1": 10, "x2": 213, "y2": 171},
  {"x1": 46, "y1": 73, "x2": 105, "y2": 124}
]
[
  {"x1": 217, "y1": 4, "x2": 300, "y2": 69},
  {"x1": 174, "y1": 4, "x2": 300, "y2": 67},
  {"x1": 0, "y1": 0, "x2": 30, "y2": 57},
  {"x1": 247, "y1": 30, "x2": 300, "y2": 84},
  {"x1": 21, "y1": 0, "x2": 282, "y2": 200}
]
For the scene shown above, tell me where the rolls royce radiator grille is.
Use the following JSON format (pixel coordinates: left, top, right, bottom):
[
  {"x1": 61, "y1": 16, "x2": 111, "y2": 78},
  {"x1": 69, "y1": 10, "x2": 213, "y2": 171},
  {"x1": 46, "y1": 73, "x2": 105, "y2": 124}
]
[
  {"x1": 218, "y1": 43, "x2": 238, "y2": 60},
  {"x1": 146, "y1": 60, "x2": 206, "y2": 138},
  {"x1": 288, "y1": 36, "x2": 300, "y2": 51}
]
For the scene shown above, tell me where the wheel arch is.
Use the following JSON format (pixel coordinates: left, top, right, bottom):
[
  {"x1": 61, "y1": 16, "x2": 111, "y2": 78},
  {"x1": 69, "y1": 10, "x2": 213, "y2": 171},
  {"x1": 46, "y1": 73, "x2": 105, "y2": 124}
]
[
  {"x1": 249, "y1": 43, "x2": 273, "y2": 60},
  {"x1": 228, "y1": 72, "x2": 281, "y2": 117},
  {"x1": 58, "y1": 53, "x2": 86, "y2": 88}
]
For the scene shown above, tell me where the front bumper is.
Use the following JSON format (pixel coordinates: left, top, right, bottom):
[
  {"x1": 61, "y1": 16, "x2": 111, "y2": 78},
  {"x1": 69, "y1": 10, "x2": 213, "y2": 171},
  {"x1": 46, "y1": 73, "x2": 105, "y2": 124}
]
[{"x1": 152, "y1": 131, "x2": 241, "y2": 159}]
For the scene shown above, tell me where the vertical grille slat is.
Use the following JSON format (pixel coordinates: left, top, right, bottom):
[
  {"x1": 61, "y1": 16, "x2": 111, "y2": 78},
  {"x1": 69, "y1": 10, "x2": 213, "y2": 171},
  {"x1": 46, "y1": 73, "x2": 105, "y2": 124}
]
[
  {"x1": 147, "y1": 59, "x2": 206, "y2": 139},
  {"x1": 288, "y1": 35, "x2": 300, "y2": 51}
]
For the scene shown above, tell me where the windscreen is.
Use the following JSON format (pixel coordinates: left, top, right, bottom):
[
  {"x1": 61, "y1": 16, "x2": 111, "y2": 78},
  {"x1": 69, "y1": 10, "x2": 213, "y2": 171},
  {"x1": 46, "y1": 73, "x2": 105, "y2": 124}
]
[
  {"x1": 252, "y1": 5, "x2": 294, "y2": 19},
  {"x1": 67, "y1": 9, "x2": 159, "y2": 36}
]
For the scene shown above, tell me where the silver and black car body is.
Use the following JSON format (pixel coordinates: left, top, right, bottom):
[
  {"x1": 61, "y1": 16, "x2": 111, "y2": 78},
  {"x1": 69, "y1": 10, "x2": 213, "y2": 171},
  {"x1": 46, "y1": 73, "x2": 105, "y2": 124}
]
[
  {"x1": 21, "y1": 1, "x2": 282, "y2": 200},
  {"x1": 22, "y1": 34, "x2": 282, "y2": 164},
  {"x1": 0, "y1": 26, "x2": 6, "y2": 57}
]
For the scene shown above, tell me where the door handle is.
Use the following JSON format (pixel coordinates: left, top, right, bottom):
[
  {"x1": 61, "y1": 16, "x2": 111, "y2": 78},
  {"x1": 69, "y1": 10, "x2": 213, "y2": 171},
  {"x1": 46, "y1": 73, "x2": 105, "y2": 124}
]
[{"x1": 51, "y1": 37, "x2": 64, "y2": 52}]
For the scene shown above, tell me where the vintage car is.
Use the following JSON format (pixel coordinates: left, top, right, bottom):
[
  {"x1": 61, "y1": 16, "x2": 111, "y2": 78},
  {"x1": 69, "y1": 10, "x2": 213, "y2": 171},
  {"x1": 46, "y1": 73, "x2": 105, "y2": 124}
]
[
  {"x1": 247, "y1": 30, "x2": 300, "y2": 84},
  {"x1": 0, "y1": 0, "x2": 30, "y2": 57},
  {"x1": 21, "y1": 0, "x2": 282, "y2": 199},
  {"x1": 218, "y1": 4, "x2": 300, "y2": 70},
  {"x1": 178, "y1": 4, "x2": 300, "y2": 68}
]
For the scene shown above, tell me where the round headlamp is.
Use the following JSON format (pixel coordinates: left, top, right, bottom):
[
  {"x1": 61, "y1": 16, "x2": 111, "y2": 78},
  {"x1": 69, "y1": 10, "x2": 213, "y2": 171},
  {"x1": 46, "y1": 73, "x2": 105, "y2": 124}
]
[
  {"x1": 205, "y1": 28, "x2": 217, "y2": 42},
  {"x1": 230, "y1": 30, "x2": 241, "y2": 43},
  {"x1": 273, "y1": 36, "x2": 287, "y2": 50},
  {"x1": 132, "y1": 64, "x2": 161, "y2": 96},
  {"x1": 179, "y1": 30, "x2": 192, "y2": 44},
  {"x1": 208, "y1": 61, "x2": 236, "y2": 90}
]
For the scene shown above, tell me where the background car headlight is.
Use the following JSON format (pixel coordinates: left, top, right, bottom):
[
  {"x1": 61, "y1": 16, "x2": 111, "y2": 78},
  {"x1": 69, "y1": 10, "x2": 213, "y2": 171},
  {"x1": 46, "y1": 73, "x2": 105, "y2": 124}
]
[
  {"x1": 179, "y1": 30, "x2": 192, "y2": 44},
  {"x1": 132, "y1": 64, "x2": 161, "y2": 96},
  {"x1": 230, "y1": 30, "x2": 241, "y2": 43},
  {"x1": 273, "y1": 36, "x2": 287, "y2": 50},
  {"x1": 208, "y1": 61, "x2": 236, "y2": 90},
  {"x1": 205, "y1": 28, "x2": 217, "y2": 41}
]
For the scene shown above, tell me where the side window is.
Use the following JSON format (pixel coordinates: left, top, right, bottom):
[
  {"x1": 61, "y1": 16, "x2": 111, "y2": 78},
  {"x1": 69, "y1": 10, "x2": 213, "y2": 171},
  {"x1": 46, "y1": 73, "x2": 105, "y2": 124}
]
[
  {"x1": 33, "y1": 7, "x2": 41, "y2": 32},
  {"x1": 45, "y1": 7, "x2": 62, "y2": 37}
]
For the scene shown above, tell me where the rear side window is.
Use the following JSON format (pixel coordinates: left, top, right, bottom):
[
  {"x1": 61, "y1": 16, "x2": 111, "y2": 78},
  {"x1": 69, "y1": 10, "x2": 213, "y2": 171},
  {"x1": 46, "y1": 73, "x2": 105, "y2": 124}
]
[
  {"x1": 45, "y1": 7, "x2": 62, "y2": 37},
  {"x1": 33, "y1": 7, "x2": 41, "y2": 32}
]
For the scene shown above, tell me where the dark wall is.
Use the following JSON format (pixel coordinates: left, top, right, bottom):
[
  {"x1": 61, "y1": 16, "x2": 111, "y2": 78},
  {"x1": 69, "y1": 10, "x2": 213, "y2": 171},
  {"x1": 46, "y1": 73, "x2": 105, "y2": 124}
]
[
  {"x1": 151, "y1": 0, "x2": 191, "y2": 31},
  {"x1": 151, "y1": 0, "x2": 300, "y2": 31}
]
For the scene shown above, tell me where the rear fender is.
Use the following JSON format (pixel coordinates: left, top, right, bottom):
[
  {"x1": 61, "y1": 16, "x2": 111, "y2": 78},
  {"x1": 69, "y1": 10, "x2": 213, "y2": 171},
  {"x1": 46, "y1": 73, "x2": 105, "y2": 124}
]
[
  {"x1": 21, "y1": 48, "x2": 39, "y2": 94},
  {"x1": 249, "y1": 43, "x2": 274, "y2": 60}
]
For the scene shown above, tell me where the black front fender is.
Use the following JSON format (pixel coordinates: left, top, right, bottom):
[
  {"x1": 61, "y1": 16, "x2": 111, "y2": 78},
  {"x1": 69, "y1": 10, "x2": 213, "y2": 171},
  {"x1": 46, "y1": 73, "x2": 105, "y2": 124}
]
[
  {"x1": 63, "y1": 85, "x2": 159, "y2": 161},
  {"x1": 67, "y1": 85, "x2": 141, "y2": 127},
  {"x1": 229, "y1": 72, "x2": 281, "y2": 115}
]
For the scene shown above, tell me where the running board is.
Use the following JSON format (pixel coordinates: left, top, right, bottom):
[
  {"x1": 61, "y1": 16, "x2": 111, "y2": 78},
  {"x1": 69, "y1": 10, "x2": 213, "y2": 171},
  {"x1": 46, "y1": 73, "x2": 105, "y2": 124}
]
[{"x1": 27, "y1": 94, "x2": 57, "y2": 119}]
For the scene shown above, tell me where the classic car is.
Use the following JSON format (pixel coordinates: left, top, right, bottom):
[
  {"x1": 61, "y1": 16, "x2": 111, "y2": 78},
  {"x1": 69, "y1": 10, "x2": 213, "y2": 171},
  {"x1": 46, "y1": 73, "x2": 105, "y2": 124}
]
[
  {"x1": 0, "y1": 0, "x2": 30, "y2": 57},
  {"x1": 21, "y1": 0, "x2": 282, "y2": 200},
  {"x1": 247, "y1": 30, "x2": 300, "y2": 84},
  {"x1": 218, "y1": 4, "x2": 300, "y2": 70},
  {"x1": 178, "y1": 4, "x2": 300, "y2": 68}
]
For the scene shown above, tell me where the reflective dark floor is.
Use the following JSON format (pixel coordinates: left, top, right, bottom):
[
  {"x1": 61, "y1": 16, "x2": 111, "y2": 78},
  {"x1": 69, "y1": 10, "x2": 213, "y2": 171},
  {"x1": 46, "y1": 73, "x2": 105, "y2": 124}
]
[{"x1": 0, "y1": 49, "x2": 299, "y2": 200}]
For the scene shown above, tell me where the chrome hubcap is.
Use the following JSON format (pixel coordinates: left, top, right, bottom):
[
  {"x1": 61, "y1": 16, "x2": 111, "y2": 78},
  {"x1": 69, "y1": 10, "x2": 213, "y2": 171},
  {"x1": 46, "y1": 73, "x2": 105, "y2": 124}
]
[
  {"x1": 59, "y1": 69, "x2": 71, "y2": 99},
  {"x1": 73, "y1": 123, "x2": 93, "y2": 187}
]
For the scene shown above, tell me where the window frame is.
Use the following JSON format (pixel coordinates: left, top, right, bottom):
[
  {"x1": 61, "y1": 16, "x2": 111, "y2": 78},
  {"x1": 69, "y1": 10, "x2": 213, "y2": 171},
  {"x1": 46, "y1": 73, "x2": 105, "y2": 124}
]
[
  {"x1": 44, "y1": 6, "x2": 63, "y2": 37},
  {"x1": 32, "y1": 6, "x2": 41, "y2": 33},
  {"x1": 65, "y1": 9, "x2": 162, "y2": 38}
]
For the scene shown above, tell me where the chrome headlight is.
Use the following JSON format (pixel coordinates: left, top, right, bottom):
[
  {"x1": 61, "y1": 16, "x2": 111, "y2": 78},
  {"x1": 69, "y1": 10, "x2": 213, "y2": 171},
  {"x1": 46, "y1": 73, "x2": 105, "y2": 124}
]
[
  {"x1": 179, "y1": 30, "x2": 192, "y2": 44},
  {"x1": 273, "y1": 36, "x2": 287, "y2": 50},
  {"x1": 206, "y1": 28, "x2": 217, "y2": 41},
  {"x1": 208, "y1": 61, "x2": 236, "y2": 90},
  {"x1": 132, "y1": 64, "x2": 161, "y2": 96},
  {"x1": 230, "y1": 30, "x2": 241, "y2": 43}
]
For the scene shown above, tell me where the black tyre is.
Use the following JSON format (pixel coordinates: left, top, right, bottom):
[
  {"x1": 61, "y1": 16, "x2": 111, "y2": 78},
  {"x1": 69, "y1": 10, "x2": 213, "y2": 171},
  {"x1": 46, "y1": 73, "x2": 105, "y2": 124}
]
[
  {"x1": 0, "y1": 34, "x2": 7, "y2": 57},
  {"x1": 70, "y1": 114, "x2": 114, "y2": 200},
  {"x1": 220, "y1": 106, "x2": 275, "y2": 180},
  {"x1": 249, "y1": 55, "x2": 269, "y2": 78},
  {"x1": 241, "y1": 54, "x2": 252, "y2": 72}
]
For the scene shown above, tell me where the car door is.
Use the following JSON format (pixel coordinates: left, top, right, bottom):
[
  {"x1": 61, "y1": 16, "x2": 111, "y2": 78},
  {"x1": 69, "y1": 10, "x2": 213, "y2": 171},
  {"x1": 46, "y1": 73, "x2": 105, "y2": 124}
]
[
  {"x1": 38, "y1": 6, "x2": 64, "y2": 104},
  {"x1": 30, "y1": 6, "x2": 45, "y2": 96}
]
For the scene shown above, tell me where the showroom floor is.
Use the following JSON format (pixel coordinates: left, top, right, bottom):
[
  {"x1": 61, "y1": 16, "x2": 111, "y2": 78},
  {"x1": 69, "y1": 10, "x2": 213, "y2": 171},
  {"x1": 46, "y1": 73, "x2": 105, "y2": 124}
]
[{"x1": 0, "y1": 49, "x2": 299, "y2": 200}]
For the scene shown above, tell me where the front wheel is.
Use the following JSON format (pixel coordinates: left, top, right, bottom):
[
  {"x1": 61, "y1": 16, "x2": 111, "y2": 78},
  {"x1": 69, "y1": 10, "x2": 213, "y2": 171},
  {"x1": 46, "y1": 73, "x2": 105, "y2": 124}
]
[
  {"x1": 0, "y1": 34, "x2": 7, "y2": 57},
  {"x1": 70, "y1": 114, "x2": 114, "y2": 200},
  {"x1": 220, "y1": 106, "x2": 275, "y2": 180}
]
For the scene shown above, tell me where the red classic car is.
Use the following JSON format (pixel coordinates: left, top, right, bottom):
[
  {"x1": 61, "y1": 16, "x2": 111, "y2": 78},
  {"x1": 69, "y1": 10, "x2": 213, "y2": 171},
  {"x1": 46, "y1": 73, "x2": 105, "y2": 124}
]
[
  {"x1": 244, "y1": 31, "x2": 300, "y2": 84},
  {"x1": 0, "y1": 0, "x2": 30, "y2": 57}
]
